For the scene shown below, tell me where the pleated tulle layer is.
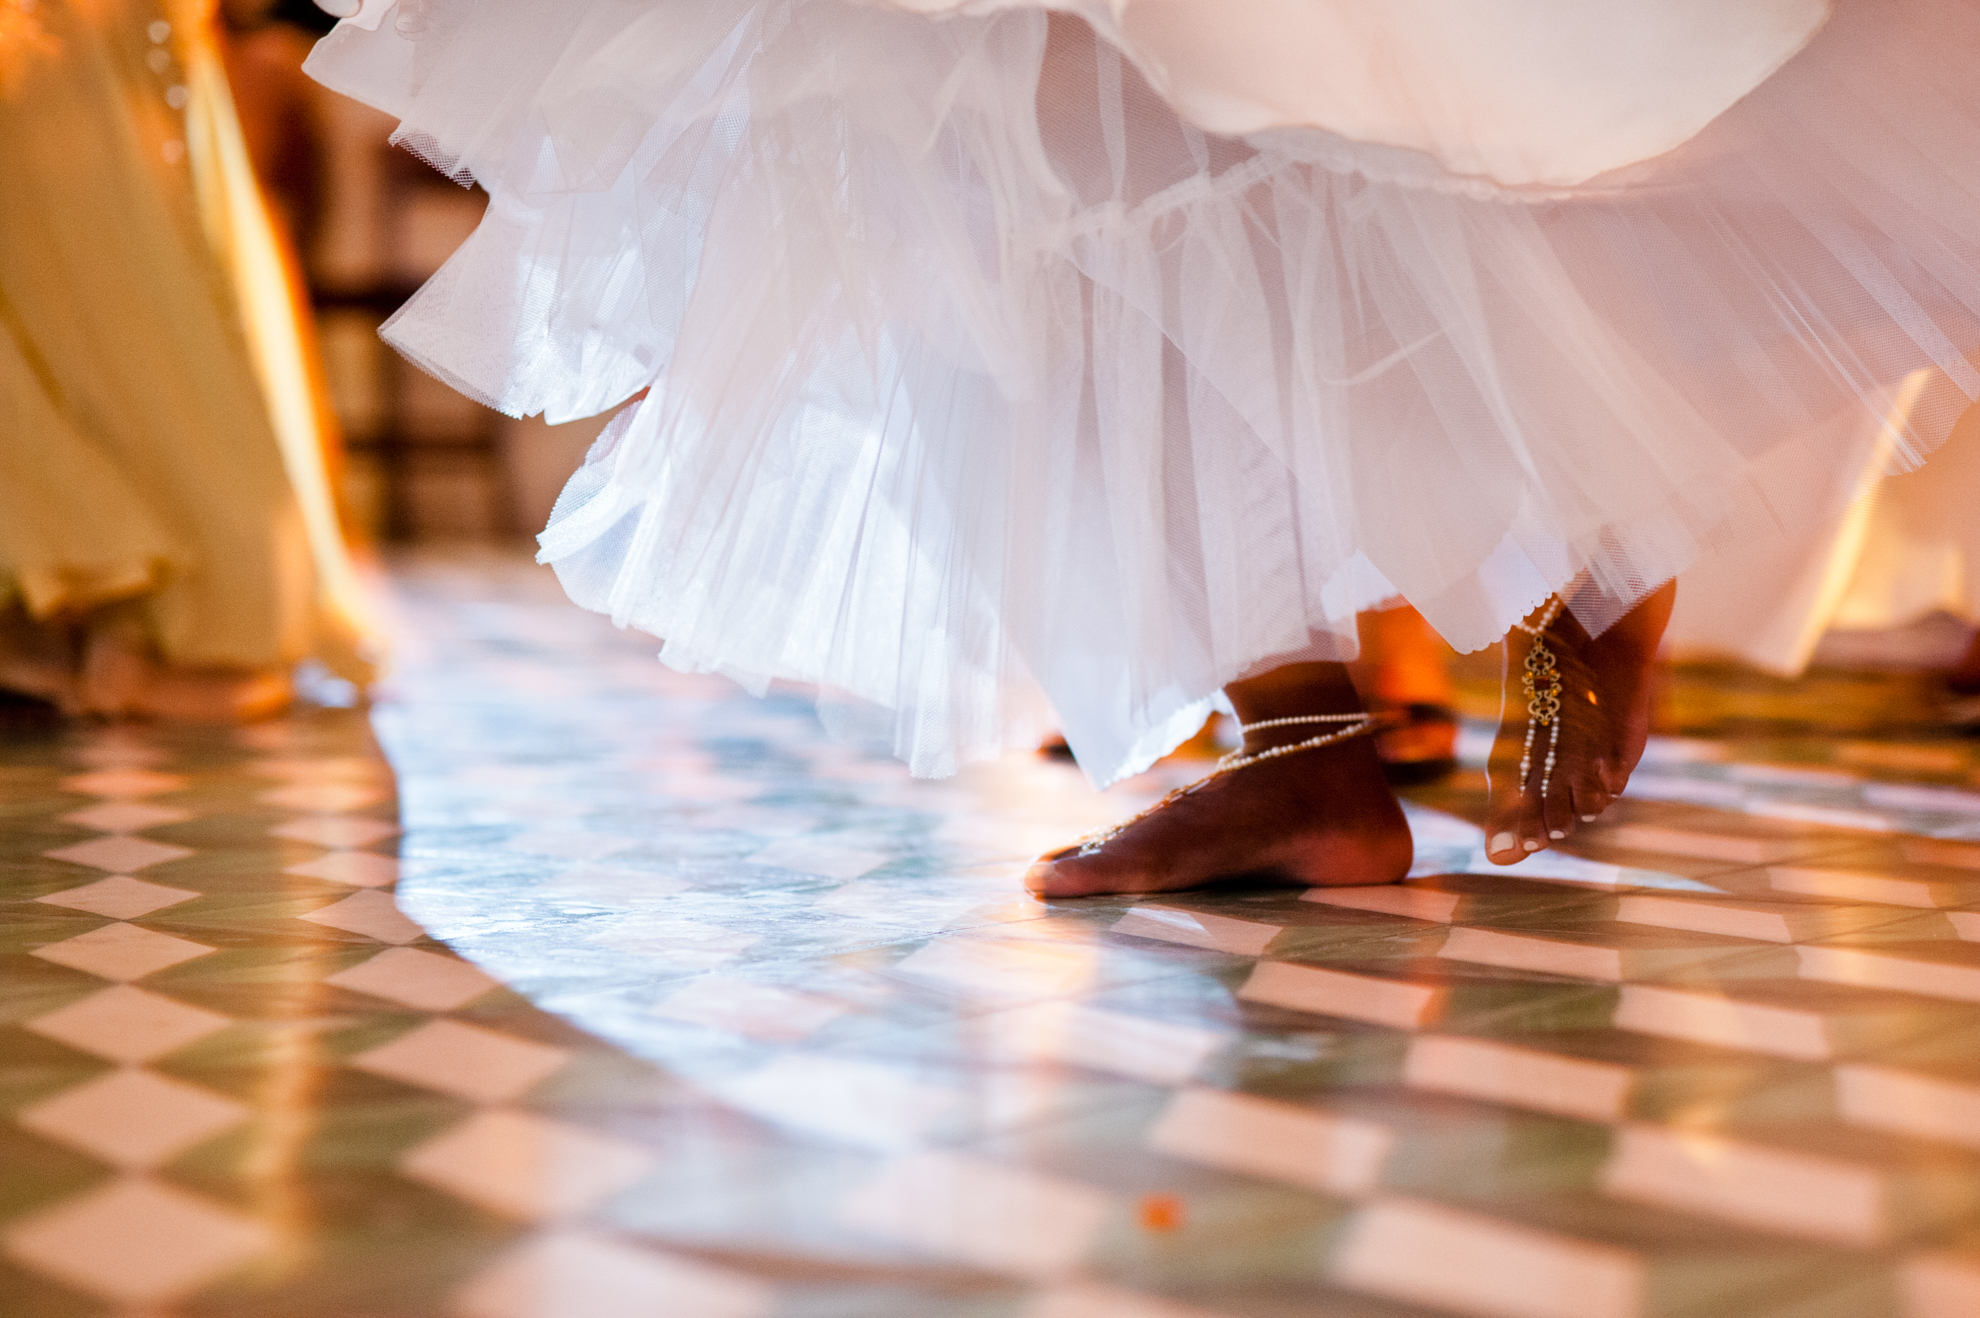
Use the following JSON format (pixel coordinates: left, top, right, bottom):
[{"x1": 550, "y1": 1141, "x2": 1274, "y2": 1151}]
[{"x1": 307, "y1": 0, "x2": 1980, "y2": 782}]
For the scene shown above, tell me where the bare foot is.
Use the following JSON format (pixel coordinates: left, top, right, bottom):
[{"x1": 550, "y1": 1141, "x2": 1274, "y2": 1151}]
[
  {"x1": 1484, "y1": 583, "x2": 1675, "y2": 863},
  {"x1": 1025, "y1": 663, "x2": 1413, "y2": 897}
]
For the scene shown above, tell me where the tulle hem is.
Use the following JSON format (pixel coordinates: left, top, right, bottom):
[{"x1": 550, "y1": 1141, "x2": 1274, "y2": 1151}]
[{"x1": 309, "y1": 0, "x2": 1980, "y2": 781}]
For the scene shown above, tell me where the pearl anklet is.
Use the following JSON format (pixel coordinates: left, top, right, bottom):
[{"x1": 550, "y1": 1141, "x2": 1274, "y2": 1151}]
[
  {"x1": 1072, "y1": 713, "x2": 1376, "y2": 858},
  {"x1": 1510, "y1": 598, "x2": 1565, "y2": 800}
]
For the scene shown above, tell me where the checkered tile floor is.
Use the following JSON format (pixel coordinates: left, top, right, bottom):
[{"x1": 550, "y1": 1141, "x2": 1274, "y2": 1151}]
[{"x1": 6, "y1": 552, "x2": 1980, "y2": 1316}]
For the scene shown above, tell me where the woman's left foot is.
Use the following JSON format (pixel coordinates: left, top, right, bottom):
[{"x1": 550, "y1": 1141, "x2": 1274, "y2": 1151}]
[{"x1": 1484, "y1": 583, "x2": 1675, "y2": 863}]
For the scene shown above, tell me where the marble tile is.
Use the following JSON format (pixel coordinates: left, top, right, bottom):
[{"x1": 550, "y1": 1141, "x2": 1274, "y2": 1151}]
[
  {"x1": 837, "y1": 1151, "x2": 1111, "y2": 1280},
  {"x1": 353, "y1": 1019, "x2": 571, "y2": 1103},
  {"x1": 31, "y1": 922, "x2": 215, "y2": 982},
  {"x1": 707, "y1": 1054, "x2": 969, "y2": 1151},
  {"x1": 298, "y1": 890, "x2": 427, "y2": 943},
  {"x1": 283, "y1": 850, "x2": 402, "y2": 888},
  {"x1": 1797, "y1": 943, "x2": 1980, "y2": 1004},
  {"x1": 1404, "y1": 1035, "x2": 1634, "y2": 1123},
  {"x1": 542, "y1": 863, "x2": 693, "y2": 903},
  {"x1": 1237, "y1": 962, "x2": 1446, "y2": 1029},
  {"x1": 1901, "y1": 839, "x2": 1980, "y2": 870},
  {"x1": 1110, "y1": 906, "x2": 1282, "y2": 956},
  {"x1": 1146, "y1": 1087, "x2": 1391, "y2": 1196},
  {"x1": 1834, "y1": 1065, "x2": 1980, "y2": 1150},
  {"x1": 17, "y1": 1069, "x2": 248, "y2": 1168},
  {"x1": 27, "y1": 985, "x2": 233, "y2": 1063},
  {"x1": 452, "y1": 1231, "x2": 774, "y2": 1318},
  {"x1": 1596, "y1": 824, "x2": 1809, "y2": 865},
  {"x1": 13, "y1": 555, "x2": 1980, "y2": 1317},
  {"x1": 253, "y1": 754, "x2": 388, "y2": 783},
  {"x1": 256, "y1": 782, "x2": 390, "y2": 812},
  {"x1": 69, "y1": 740, "x2": 169, "y2": 770},
  {"x1": 1769, "y1": 866, "x2": 1980, "y2": 908},
  {"x1": 41, "y1": 836, "x2": 194, "y2": 874},
  {"x1": 57, "y1": 801, "x2": 191, "y2": 833},
  {"x1": 2, "y1": 1178, "x2": 270, "y2": 1304},
  {"x1": 267, "y1": 814, "x2": 403, "y2": 848},
  {"x1": 1900, "y1": 1254, "x2": 1980, "y2": 1318},
  {"x1": 1303, "y1": 884, "x2": 1464, "y2": 924},
  {"x1": 1602, "y1": 1124, "x2": 1915, "y2": 1246},
  {"x1": 1331, "y1": 1197, "x2": 1643, "y2": 1318},
  {"x1": 747, "y1": 837, "x2": 890, "y2": 879},
  {"x1": 890, "y1": 931, "x2": 1105, "y2": 1001},
  {"x1": 975, "y1": 1001, "x2": 1226, "y2": 1085},
  {"x1": 34, "y1": 875, "x2": 200, "y2": 920},
  {"x1": 650, "y1": 975, "x2": 849, "y2": 1042},
  {"x1": 1612, "y1": 893, "x2": 1903, "y2": 943},
  {"x1": 503, "y1": 828, "x2": 640, "y2": 860},
  {"x1": 1612, "y1": 982, "x2": 1939, "y2": 1061},
  {"x1": 1021, "y1": 1284, "x2": 1233, "y2": 1318},
  {"x1": 585, "y1": 914, "x2": 760, "y2": 967},
  {"x1": 326, "y1": 947, "x2": 500, "y2": 1011},
  {"x1": 57, "y1": 769, "x2": 189, "y2": 798},
  {"x1": 399, "y1": 1110, "x2": 655, "y2": 1221}
]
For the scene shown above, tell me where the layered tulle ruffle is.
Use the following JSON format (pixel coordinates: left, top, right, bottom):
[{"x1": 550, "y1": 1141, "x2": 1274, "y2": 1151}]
[{"x1": 307, "y1": 0, "x2": 1980, "y2": 781}]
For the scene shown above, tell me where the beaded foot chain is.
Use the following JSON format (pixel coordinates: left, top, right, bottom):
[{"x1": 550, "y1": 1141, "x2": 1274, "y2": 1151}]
[
  {"x1": 1073, "y1": 713, "x2": 1376, "y2": 858},
  {"x1": 1511, "y1": 599, "x2": 1565, "y2": 800}
]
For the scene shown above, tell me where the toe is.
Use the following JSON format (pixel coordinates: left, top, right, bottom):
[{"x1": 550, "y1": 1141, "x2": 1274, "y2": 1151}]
[
  {"x1": 1023, "y1": 857, "x2": 1073, "y2": 895},
  {"x1": 1023, "y1": 855, "x2": 1118, "y2": 897},
  {"x1": 1486, "y1": 829, "x2": 1527, "y2": 864}
]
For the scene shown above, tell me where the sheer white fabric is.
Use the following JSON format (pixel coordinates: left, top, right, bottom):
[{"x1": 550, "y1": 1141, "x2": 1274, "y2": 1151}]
[
  {"x1": 307, "y1": 0, "x2": 1980, "y2": 782},
  {"x1": 897, "y1": 0, "x2": 1831, "y2": 186}
]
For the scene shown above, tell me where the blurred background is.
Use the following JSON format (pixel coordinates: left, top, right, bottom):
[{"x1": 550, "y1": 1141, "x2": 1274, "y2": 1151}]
[
  {"x1": 213, "y1": 0, "x2": 1980, "y2": 745},
  {"x1": 222, "y1": 0, "x2": 604, "y2": 548}
]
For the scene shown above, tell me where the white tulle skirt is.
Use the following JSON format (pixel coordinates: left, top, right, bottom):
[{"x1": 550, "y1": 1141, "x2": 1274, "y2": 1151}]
[{"x1": 307, "y1": 0, "x2": 1980, "y2": 782}]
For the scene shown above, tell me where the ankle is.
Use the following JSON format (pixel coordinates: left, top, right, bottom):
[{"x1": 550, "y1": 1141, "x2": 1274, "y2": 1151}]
[{"x1": 1234, "y1": 712, "x2": 1377, "y2": 758}]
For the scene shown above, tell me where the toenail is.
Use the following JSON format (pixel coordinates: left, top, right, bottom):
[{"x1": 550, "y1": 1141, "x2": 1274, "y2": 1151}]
[
  {"x1": 1489, "y1": 832, "x2": 1517, "y2": 854},
  {"x1": 1580, "y1": 814, "x2": 1598, "y2": 822},
  {"x1": 1549, "y1": 829, "x2": 1565, "y2": 839},
  {"x1": 1522, "y1": 839, "x2": 1540, "y2": 851}
]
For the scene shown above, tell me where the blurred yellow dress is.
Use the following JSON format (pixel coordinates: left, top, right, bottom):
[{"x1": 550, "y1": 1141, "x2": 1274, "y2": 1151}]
[{"x1": 0, "y1": 0, "x2": 374, "y2": 717}]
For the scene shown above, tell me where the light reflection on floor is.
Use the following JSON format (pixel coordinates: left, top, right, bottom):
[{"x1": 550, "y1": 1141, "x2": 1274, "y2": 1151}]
[{"x1": 6, "y1": 551, "x2": 1980, "y2": 1315}]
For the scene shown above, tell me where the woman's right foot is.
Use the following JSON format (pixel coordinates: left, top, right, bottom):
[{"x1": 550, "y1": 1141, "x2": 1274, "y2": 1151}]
[
  {"x1": 1027, "y1": 662, "x2": 1413, "y2": 897},
  {"x1": 1023, "y1": 727, "x2": 1413, "y2": 896},
  {"x1": 1484, "y1": 583, "x2": 1675, "y2": 863}
]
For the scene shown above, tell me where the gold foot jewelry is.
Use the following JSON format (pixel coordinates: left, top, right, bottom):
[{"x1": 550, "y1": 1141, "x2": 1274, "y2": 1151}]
[
  {"x1": 1510, "y1": 599, "x2": 1565, "y2": 799},
  {"x1": 1073, "y1": 713, "x2": 1376, "y2": 858}
]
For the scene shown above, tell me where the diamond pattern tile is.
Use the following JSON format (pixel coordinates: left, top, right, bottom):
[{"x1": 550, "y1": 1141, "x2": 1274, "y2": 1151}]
[
  {"x1": 650, "y1": 975, "x2": 848, "y2": 1042},
  {"x1": 2, "y1": 1178, "x2": 270, "y2": 1304},
  {"x1": 1333, "y1": 1199, "x2": 1642, "y2": 1318},
  {"x1": 18, "y1": 1070, "x2": 249, "y2": 1169},
  {"x1": 451, "y1": 1231, "x2": 773, "y2": 1318},
  {"x1": 57, "y1": 801, "x2": 192, "y2": 833},
  {"x1": 838, "y1": 1152, "x2": 1112, "y2": 1280},
  {"x1": 257, "y1": 783, "x2": 389, "y2": 812},
  {"x1": 11, "y1": 555, "x2": 1980, "y2": 1316},
  {"x1": 1148, "y1": 1088, "x2": 1392, "y2": 1195},
  {"x1": 297, "y1": 890, "x2": 425, "y2": 944},
  {"x1": 57, "y1": 770, "x2": 189, "y2": 798},
  {"x1": 32, "y1": 923, "x2": 215, "y2": 982},
  {"x1": 399, "y1": 1110, "x2": 654, "y2": 1221},
  {"x1": 268, "y1": 816, "x2": 402, "y2": 848},
  {"x1": 26, "y1": 986, "x2": 233, "y2": 1064},
  {"x1": 352, "y1": 1019, "x2": 571, "y2": 1103},
  {"x1": 35, "y1": 875, "x2": 200, "y2": 920},
  {"x1": 283, "y1": 851, "x2": 402, "y2": 887},
  {"x1": 41, "y1": 836, "x2": 195, "y2": 874},
  {"x1": 325, "y1": 947, "x2": 500, "y2": 1011}
]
